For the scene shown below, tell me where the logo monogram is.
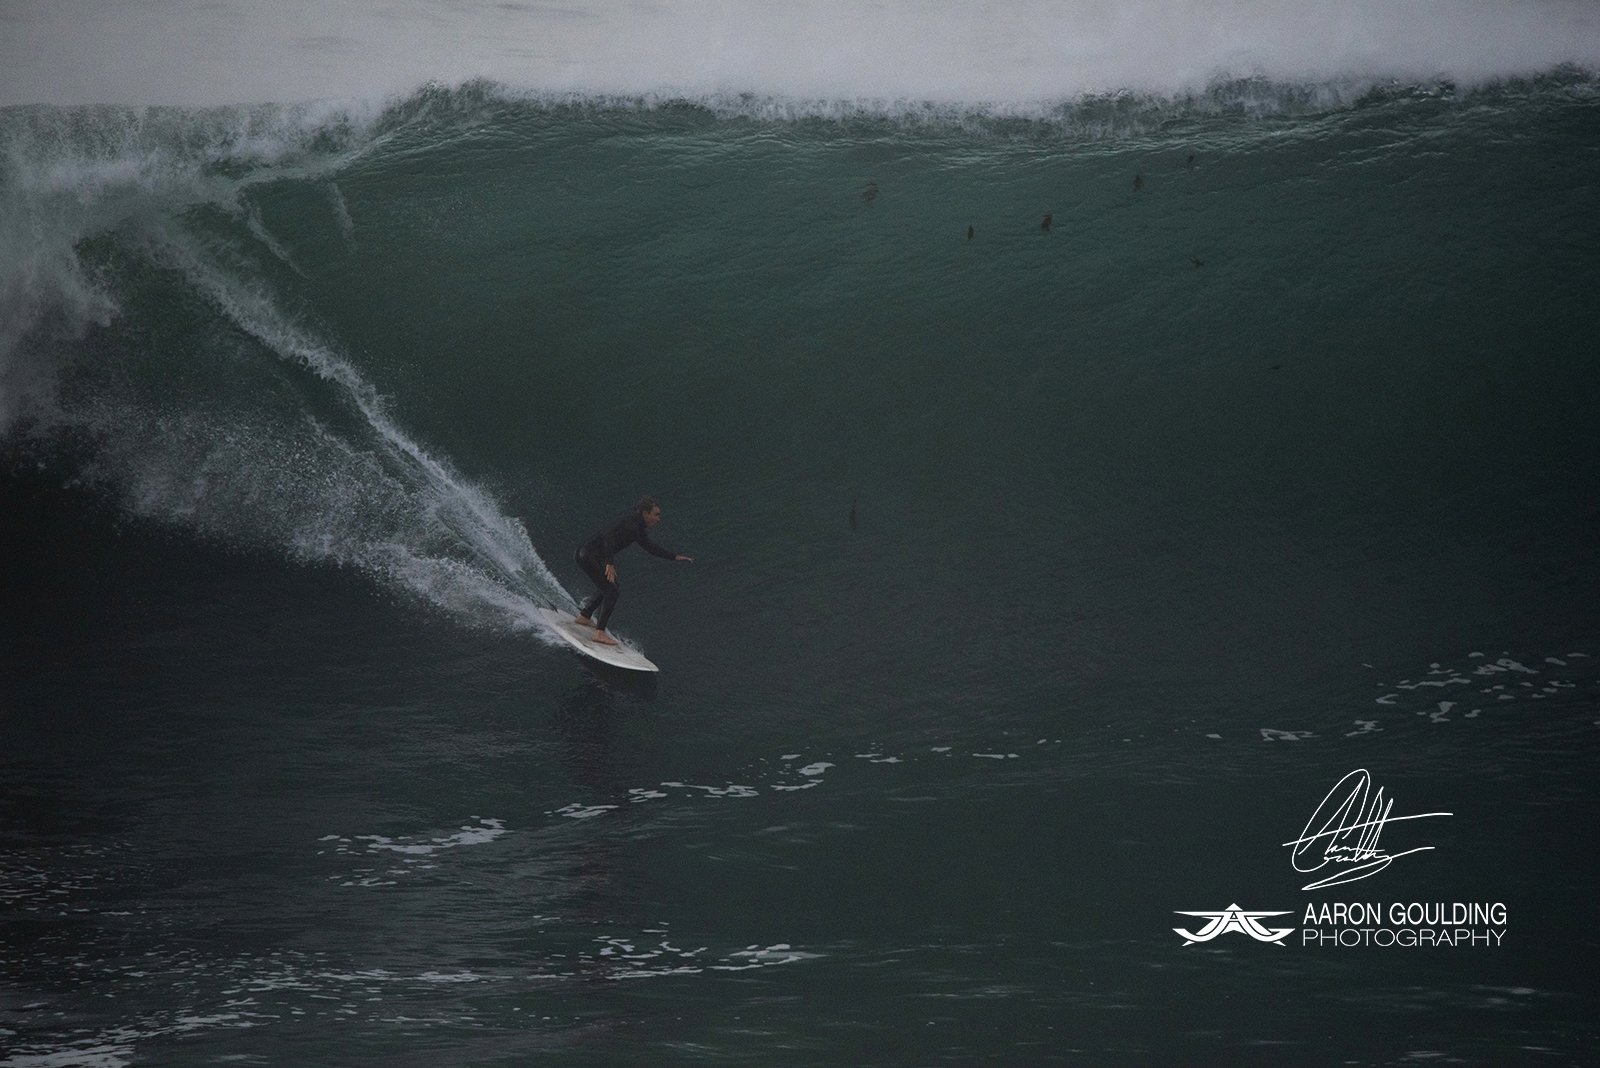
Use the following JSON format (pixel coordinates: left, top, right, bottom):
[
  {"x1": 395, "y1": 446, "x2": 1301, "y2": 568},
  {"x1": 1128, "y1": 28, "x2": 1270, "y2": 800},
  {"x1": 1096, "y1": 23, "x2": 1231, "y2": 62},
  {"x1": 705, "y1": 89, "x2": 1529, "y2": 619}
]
[{"x1": 1173, "y1": 904, "x2": 1295, "y2": 946}]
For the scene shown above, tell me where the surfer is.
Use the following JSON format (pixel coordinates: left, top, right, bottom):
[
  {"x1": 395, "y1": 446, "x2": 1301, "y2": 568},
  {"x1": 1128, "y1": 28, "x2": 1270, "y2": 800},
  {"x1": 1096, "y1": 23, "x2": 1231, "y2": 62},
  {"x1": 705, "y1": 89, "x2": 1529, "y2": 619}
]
[
  {"x1": 1041, "y1": 213, "x2": 1052, "y2": 232},
  {"x1": 573, "y1": 496, "x2": 693, "y2": 646}
]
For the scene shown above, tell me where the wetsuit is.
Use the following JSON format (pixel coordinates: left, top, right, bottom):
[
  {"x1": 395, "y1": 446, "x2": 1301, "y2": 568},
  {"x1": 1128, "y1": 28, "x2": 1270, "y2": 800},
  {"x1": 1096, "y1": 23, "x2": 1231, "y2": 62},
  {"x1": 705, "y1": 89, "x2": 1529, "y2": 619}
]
[{"x1": 574, "y1": 513, "x2": 679, "y2": 629}]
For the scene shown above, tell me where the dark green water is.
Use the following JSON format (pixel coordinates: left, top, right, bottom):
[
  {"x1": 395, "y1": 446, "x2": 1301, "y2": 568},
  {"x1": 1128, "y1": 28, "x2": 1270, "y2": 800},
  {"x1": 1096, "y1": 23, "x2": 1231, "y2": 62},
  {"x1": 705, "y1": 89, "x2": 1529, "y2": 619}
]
[{"x1": 3, "y1": 78, "x2": 1599, "y2": 1065}]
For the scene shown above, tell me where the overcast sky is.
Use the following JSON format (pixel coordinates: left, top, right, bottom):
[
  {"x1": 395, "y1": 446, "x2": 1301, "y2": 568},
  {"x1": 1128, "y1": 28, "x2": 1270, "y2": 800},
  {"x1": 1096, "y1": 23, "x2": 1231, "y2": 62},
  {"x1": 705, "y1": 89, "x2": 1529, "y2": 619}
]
[{"x1": 3, "y1": 0, "x2": 1599, "y2": 107}]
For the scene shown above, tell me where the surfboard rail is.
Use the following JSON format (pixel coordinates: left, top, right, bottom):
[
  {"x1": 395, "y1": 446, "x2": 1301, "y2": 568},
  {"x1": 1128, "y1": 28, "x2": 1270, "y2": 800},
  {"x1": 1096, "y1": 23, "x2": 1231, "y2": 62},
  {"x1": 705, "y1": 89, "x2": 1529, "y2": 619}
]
[{"x1": 534, "y1": 607, "x2": 660, "y2": 672}]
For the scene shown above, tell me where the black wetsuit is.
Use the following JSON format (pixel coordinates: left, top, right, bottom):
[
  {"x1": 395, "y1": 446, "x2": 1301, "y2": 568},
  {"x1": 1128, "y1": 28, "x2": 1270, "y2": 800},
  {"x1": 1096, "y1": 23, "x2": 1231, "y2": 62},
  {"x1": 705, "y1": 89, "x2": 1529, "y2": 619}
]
[{"x1": 574, "y1": 513, "x2": 678, "y2": 629}]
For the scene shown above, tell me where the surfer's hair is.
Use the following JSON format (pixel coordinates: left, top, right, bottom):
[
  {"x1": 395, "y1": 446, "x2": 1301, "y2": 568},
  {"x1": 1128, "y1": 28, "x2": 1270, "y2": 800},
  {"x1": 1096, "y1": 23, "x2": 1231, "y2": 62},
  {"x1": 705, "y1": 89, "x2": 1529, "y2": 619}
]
[{"x1": 634, "y1": 495, "x2": 660, "y2": 516}]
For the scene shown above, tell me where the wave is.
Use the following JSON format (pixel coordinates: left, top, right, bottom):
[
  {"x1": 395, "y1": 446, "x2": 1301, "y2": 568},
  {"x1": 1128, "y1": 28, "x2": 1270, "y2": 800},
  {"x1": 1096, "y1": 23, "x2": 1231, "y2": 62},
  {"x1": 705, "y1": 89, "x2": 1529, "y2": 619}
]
[{"x1": 2, "y1": 68, "x2": 1595, "y2": 636}]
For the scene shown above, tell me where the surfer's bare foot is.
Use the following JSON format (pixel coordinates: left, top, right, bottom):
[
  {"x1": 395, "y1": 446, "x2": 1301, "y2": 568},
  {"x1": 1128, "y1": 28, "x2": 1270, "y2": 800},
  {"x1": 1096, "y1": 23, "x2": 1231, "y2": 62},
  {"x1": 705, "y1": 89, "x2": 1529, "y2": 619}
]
[
  {"x1": 574, "y1": 614, "x2": 595, "y2": 627},
  {"x1": 591, "y1": 630, "x2": 619, "y2": 646}
]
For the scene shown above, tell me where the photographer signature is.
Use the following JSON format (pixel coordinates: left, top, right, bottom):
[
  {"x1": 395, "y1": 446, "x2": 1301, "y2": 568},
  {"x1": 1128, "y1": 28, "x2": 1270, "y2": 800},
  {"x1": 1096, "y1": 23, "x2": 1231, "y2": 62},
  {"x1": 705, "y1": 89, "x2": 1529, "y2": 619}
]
[{"x1": 1283, "y1": 768, "x2": 1452, "y2": 891}]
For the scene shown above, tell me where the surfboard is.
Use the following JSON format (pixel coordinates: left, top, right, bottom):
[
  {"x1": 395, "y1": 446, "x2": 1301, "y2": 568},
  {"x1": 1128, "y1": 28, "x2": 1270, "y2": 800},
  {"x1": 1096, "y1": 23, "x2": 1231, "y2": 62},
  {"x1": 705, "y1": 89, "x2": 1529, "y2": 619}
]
[{"x1": 535, "y1": 607, "x2": 660, "y2": 673}]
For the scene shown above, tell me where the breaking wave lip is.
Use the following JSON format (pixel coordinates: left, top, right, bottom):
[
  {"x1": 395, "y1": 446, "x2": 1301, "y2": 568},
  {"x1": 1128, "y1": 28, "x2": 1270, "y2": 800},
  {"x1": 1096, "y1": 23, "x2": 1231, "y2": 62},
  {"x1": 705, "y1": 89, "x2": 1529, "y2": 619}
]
[
  {"x1": 484, "y1": 65, "x2": 1595, "y2": 122},
  {"x1": 331, "y1": 65, "x2": 1600, "y2": 148},
  {"x1": 2, "y1": 65, "x2": 1593, "y2": 202}
]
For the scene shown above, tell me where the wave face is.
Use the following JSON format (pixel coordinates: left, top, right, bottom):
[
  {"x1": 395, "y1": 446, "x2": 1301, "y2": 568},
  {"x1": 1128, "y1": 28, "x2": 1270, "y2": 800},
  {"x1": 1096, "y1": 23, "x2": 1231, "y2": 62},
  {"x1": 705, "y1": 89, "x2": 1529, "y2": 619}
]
[{"x1": 3, "y1": 75, "x2": 1599, "y2": 635}]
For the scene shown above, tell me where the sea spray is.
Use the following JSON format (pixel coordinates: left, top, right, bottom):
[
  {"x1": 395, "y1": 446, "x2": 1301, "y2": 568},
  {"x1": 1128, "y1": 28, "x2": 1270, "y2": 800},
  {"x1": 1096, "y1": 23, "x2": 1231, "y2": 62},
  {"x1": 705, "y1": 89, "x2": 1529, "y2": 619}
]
[{"x1": 0, "y1": 99, "x2": 575, "y2": 630}]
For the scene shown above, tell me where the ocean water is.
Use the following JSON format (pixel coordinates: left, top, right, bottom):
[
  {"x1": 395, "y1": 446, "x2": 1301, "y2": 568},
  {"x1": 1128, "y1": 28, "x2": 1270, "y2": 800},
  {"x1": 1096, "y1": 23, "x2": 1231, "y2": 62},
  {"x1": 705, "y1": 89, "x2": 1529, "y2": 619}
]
[{"x1": 3, "y1": 4, "x2": 1600, "y2": 1065}]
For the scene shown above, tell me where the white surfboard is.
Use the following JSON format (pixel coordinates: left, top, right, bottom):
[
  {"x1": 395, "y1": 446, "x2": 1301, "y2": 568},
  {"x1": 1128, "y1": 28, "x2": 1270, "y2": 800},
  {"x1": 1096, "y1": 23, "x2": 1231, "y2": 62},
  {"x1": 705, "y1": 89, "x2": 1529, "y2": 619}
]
[{"x1": 535, "y1": 607, "x2": 660, "y2": 673}]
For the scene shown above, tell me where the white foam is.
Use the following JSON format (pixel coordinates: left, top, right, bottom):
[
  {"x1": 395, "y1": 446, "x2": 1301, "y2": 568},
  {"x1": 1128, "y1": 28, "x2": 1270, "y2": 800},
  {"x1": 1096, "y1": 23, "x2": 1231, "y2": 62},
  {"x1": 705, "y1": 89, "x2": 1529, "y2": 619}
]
[
  {"x1": 0, "y1": 1045, "x2": 136, "y2": 1068},
  {"x1": 554, "y1": 804, "x2": 617, "y2": 820},
  {"x1": 329, "y1": 818, "x2": 509, "y2": 858},
  {"x1": 1, "y1": 98, "x2": 380, "y2": 445},
  {"x1": 658, "y1": 783, "x2": 760, "y2": 799}
]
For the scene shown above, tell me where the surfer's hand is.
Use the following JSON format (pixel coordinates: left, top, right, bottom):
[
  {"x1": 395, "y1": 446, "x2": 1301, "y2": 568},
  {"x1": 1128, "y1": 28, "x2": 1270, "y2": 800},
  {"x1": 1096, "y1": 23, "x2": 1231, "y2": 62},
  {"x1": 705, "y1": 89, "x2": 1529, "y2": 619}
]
[{"x1": 604, "y1": 564, "x2": 617, "y2": 582}]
